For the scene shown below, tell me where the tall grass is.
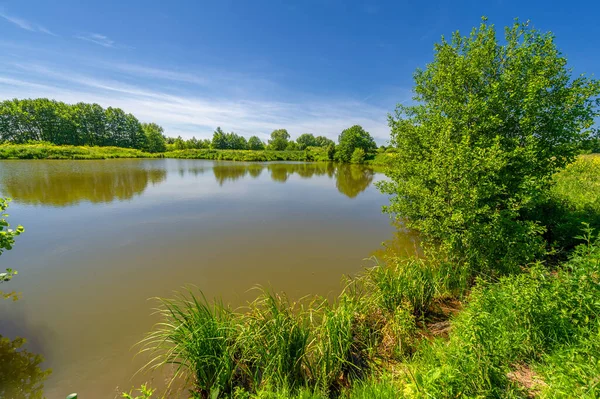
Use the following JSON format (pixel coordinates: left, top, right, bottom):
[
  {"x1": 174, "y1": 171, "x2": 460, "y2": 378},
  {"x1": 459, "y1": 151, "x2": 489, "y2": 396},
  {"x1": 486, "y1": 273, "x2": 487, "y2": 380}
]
[
  {"x1": 138, "y1": 290, "x2": 237, "y2": 398},
  {"x1": 401, "y1": 228, "x2": 600, "y2": 398},
  {"x1": 134, "y1": 156, "x2": 600, "y2": 398},
  {"x1": 0, "y1": 143, "x2": 158, "y2": 159},
  {"x1": 309, "y1": 296, "x2": 369, "y2": 393},
  {"x1": 238, "y1": 290, "x2": 312, "y2": 391},
  {"x1": 363, "y1": 256, "x2": 470, "y2": 316}
]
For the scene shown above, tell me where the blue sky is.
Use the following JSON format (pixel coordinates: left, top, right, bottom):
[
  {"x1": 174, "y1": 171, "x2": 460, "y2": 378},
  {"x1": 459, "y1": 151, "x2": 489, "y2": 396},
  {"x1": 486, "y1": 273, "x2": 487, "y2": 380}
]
[{"x1": 0, "y1": 0, "x2": 598, "y2": 143}]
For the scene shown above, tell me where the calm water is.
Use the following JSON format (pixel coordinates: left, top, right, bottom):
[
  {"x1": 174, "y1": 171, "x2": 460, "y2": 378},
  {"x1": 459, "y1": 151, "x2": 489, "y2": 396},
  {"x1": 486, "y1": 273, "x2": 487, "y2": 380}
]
[{"x1": 0, "y1": 159, "x2": 411, "y2": 398}]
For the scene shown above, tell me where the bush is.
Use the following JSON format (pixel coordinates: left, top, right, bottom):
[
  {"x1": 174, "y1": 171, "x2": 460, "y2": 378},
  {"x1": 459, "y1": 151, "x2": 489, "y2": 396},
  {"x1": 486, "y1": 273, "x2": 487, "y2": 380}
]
[
  {"x1": 379, "y1": 19, "x2": 600, "y2": 275},
  {"x1": 335, "y1": 126, "x2": 376, "y2": 163},
  {"x1": 350, "y1": 148, "x2": 366, "y2": 164}
]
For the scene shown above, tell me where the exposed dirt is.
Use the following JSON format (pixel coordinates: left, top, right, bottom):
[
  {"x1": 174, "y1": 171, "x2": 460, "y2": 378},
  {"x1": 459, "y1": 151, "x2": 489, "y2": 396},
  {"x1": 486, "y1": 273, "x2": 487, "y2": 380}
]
[{"x1": 507, "y1": 363, "x2": 547, "y2": 398}]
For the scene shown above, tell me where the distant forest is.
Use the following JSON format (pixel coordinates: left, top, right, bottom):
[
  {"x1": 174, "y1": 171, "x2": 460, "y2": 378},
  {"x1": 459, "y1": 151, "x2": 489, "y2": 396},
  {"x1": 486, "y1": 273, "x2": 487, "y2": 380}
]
[
  {"x1": 0, "y1": 98, "x2": 149, "y2": 149},
  {"x1": 0, "y1": 99, "x2": 380, "y2": 160}
]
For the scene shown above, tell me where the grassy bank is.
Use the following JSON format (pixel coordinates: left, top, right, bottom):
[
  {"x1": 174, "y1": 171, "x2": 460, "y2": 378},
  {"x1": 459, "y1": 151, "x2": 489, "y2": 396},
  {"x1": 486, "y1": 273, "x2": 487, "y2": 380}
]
[
  {"x1": 124, "y1": 154, "x2": 600, "y2": 398},
  {"x1": 0, "y1": 143, "x2": 159, "y2": 160},
  {"x1": 165, "y1": 147, "x2": 331, "y2": 162},
  {"x1": 136, "y1": 235, "x2": 600, "y2": 399},
  {"x1": 0, "y1": 143, "x2": 398, "y2": 165}
]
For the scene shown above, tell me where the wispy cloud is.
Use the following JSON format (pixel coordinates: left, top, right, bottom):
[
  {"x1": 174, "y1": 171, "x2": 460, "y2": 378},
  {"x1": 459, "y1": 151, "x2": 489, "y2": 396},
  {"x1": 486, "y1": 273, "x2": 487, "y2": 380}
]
[
  {"x1": 112, "y1": 64, "x2": 210, "y2": 86},
  {"x1": 75, "y1": 33, "x2": 115, "y2": 48},
  {"x1": 0, "y1": 60, "x2": 401, "y2": 144},
  {"x1": 0, "y1": 10, "x2": 57, "y2": 36}
]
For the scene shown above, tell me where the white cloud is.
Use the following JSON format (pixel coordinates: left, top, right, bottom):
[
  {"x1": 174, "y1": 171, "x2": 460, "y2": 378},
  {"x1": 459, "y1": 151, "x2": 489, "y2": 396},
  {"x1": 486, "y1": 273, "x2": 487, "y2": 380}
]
[
  {"x1": 0, "y1": 11, "x2": 57, "y2": 36},
  {"x1": 112, "y1": 64, "x2": 210, "y2": 86},
  {"x1": 0, "y1": 62, "x2": 397, "y2": 144},
  {"x1": 75, "y1": 33, "x2": 115, "y2": 48}
]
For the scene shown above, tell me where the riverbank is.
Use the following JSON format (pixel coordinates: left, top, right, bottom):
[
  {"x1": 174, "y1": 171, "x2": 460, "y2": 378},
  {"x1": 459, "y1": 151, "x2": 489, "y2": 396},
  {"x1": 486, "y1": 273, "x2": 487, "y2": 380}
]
[
  {"x1": 128, "y1": 155, "x2": 600, "y2": 398},
  {"x1": 0, "y1": 143, "x2": 394, "y2": 165},
  {"x1": 0, "y1": 143, "x2": 159, "y2": 160}
]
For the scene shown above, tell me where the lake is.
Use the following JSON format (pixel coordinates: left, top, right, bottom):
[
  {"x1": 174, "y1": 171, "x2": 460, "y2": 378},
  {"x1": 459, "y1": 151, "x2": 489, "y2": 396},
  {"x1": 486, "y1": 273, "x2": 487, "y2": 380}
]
[{"x1": 0, "y1": 159, "x2": 411, "y2": 398}]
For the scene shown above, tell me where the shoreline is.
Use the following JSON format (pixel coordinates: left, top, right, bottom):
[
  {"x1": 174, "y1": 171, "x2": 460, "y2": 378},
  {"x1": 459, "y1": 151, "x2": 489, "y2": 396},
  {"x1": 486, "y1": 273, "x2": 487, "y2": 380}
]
[{"x1": 0, "y1": 144, "x2": 394, "y2": 165}]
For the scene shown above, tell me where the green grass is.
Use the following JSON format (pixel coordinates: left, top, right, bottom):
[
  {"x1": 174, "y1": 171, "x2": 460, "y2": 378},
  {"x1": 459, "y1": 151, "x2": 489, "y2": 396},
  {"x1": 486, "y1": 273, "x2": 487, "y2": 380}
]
[
  {"x1": 365, "y1": 151, "x2": 398, "y2": 166},
  {"x1": 139, "y1": 290, "x2": 237, "y2": 398},
  {"x1": 165, "y1": 147, "x2": 331, "y2": 162},
  {"x1": 0, "y1": 143, "x2": 384, "y2": 164},
  {"x1": 0, "y1": 143, "x2": 158, "y2": 160},
  {"x1": 534, "y1": 154, "x2": 600, "y2": 254},
  {"x1": 136, "y1": 215, "x2": 600, "y2": 398},
  {"x1": 401, "y1": 229, "x2": 600, "y2": 398},
  {"x1": 553, "y1": 154, "x2": 600, "y2": 209}
]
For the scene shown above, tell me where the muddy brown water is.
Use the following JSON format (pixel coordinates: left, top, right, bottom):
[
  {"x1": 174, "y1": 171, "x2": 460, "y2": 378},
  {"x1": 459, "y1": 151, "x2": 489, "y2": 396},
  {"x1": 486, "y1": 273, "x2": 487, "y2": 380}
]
[{"x1": 0, "y1": 159, "x2": 415, "y2": 398}]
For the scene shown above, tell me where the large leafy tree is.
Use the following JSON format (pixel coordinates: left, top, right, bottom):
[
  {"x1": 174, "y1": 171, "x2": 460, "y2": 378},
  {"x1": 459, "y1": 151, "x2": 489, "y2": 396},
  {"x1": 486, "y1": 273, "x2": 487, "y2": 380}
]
[
  {"x1": 379, "y1": 19, "x2": 600, "y2": 273},
  {"x1": 315, "y1": 135, "x2": 335, "y2": 148},
  {"x1": 296, "y1": 133, "x2": 318, "y2": 150},
  {"x1": 226, "y1": 132, "x2": 248, "y2": 150},
  {"x1": 211, "y1": 127, "x2": 228, "y2": 149},
  {"x1": 248, "y1": 136, "x2": 265, "y2": 150},
  {"x1": 142, "y1": 123, "x2": 167, "y2": 153},
  {"x1": 268, "y1": 129, "x2": 290, "y2": 151},
  {"x1": 335, "y1": 125, "x2": 376, "y2": 162}
]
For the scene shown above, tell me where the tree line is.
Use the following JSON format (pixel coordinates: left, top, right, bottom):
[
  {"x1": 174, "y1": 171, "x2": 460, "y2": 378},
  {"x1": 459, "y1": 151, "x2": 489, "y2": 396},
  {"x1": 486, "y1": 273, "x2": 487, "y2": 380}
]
[
  {"x1": 0, "y1": 99, "x2": 152, "y2": 150},
  {"x1": 168, "y1": 125, "x2": 377, "y2": 162},
  {"x1": 0, "y1": 98, "x2": 379, "y2": 161}
]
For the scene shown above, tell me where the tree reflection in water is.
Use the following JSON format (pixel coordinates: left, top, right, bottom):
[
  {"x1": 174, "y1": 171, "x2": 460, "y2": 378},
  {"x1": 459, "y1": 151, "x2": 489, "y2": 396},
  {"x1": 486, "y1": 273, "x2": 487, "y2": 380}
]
[
  {"x1": 0, "y1": 335, "x2": 51, "y2": 399},
  {"x1": 0, "y1": 161, "x2": 167, "y2": 207},
  {"x1": 211, "y1": 162, "x2": 374, "y2": 198}
]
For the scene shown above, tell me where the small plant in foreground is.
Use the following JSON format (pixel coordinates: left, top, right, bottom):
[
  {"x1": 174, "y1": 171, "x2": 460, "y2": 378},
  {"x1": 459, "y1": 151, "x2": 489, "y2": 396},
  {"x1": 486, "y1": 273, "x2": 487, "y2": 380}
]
[{"x1": 138, "y1": 290, "x2": 237, "y2": 398}]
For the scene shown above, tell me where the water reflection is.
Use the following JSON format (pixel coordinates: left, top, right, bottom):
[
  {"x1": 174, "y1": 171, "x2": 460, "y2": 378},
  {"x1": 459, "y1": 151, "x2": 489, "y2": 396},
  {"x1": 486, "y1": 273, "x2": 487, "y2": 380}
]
[
  {"x1": 334, "y1": 165, "x2": 374, "y2": 198},
  {"x1": 0, "y1": 335, "x2": 51, "y2": 399},
  {"x1": 0, "y1": 161, "x2": 167, "y2": 207},
  {"x1": 0, "y1": 158, "x2": 394, "y2": 397},
  {"x1": 0, "y1": 160, "x2": 378, "y2": 207},
  {"x1": 211, "y1": 162, "x2": 373, "y2": 198},
  {"x1": 212, "y1": 162, "x2": 335, "y2": 185}
]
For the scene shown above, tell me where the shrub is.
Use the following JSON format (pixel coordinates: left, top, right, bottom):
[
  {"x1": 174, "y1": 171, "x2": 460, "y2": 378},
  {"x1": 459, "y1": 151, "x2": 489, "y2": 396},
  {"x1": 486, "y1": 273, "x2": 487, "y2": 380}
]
[
  {"x1": 335, "y1": 126, "x2": 376, "y2": 163},
  {"x1": 379, "y1": 19, "x2": 600, "y2": 275},
  {"x1": 350, "y1": 148, "x2": 366, "y2": 164}
]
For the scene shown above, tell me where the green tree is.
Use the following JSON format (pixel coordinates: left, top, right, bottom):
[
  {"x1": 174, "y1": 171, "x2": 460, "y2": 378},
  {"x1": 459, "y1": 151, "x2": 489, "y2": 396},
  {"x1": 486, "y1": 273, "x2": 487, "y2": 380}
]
[
  {"x1": 296, "y1": 133, "x2": 318, "y2": 150},
  {"x1": 379, "y1": 19, "x2": 600, "y2": 273},
  {"x1": 174, "y1": 136, "x2": 186, "y2": 150},
  {"x1": 285, "y1": 141, "x2": 298, "y2": 151},
  {"x1": 350, "y1": 148, "x2": 366, "y2": 164},
  {"x1": 211, "y1": 127, "x2": 228, "y2": 149},
  {"x1": 73, "y1": 103, "x2": 107, "y2": 146},
  {"x1": 226, "y1": 132, "x2": 248, "y2": 150},
  {"x1": 315, "y1": 135, "x2": 335, "y2": 148},
  {"x1": 335, "y1": 125, "x2": 376, "y2": 162},
  {"x1": 327, "y1": 144, "x2": 336, "y2": 160},
  {"x1": 248, "y1": 136, "x2": 265, "y2": 150},
  {"x1": 142, "y1": 123, "x2": 167, "y2": 153},
  {"x1": 268, "y1": 129, "x2": 290, "y2": 151},
  {"x1": 0, "y1": 99, "x2": 157, "y2": 149}
]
